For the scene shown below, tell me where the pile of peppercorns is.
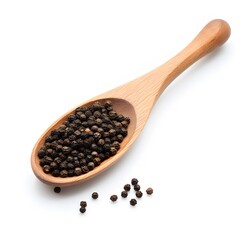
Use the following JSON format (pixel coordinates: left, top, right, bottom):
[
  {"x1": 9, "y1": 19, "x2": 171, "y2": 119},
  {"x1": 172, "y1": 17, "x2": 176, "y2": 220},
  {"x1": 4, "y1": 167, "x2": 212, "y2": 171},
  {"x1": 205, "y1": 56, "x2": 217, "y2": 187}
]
[{"x1": 38, "y1": 100, "x2": 130, "y2": 178}]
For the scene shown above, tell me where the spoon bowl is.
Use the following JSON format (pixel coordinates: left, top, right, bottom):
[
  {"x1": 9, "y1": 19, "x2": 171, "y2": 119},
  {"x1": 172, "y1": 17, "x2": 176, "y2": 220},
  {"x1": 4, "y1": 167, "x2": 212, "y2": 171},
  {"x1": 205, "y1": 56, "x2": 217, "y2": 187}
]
[
  {"x1": 31, "y1": 19, "x2": 231, "y2": 186},
  {"x1": 32, "y1": 98, "x2": 137, "y2": 186}
]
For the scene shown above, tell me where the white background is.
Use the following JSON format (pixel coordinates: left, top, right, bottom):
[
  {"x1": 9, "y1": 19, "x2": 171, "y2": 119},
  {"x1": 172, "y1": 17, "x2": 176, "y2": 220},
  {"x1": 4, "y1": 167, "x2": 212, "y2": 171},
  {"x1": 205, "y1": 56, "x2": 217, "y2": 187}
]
[{"x1": 0, "y1": 1, "x2": 239, "y2": 239}]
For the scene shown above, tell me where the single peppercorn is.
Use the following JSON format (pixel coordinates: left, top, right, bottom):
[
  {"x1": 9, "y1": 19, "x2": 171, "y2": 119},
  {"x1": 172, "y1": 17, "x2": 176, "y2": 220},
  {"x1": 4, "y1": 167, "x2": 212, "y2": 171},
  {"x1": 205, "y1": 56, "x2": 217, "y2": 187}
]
[
  {"x1": 43, "y1": 165, "x2": 51, "y2": 173},
  {"x1": 52, "y1": 169, "x2": 60, "y2": 177},
  {"x1": 135, "y1": 191, "x2": 143, "y2": 198},
  {"x1": 54, "y1": 186, "x2": 61, "y2": 193},
  {"x1": 80, "y1": 201, "x2": 87, "y2": 207},
  {"x1": 74, "y1": 167, "x2": 82, "y2": 176},
  {"x1": 130, "y1": 198, "x2": 137, "y2": 206},
  {"x1": 131, "y1": 178, "x2": 138, "y2": 185},
  {"x1": 134, "y1": 184, "x2": 141, "y2": 191},
  {"x1": 92, "y1": 192, "x2": 98, "y2": 199},
  {"x1": 79, "y1": 207, "x2": 86, "y2": 213},
  {"x1": 110, "y1": 195, "x2": 118, "y2": 202},
  {"x1": 121, "y1": 191, "x2": 128, "y2": 198},
  {"x1": 59, "y1": 170, "x2": 68, "y2": 178},
  {"x1": 146, "y1": 187, "x2": 153, "y2": 195},
  {"x1": 87, "y1": 162, "x2": 95, "y2": 170},
  {"x1": 123, "y1": 184, "x2": 131, "y2": 191}
]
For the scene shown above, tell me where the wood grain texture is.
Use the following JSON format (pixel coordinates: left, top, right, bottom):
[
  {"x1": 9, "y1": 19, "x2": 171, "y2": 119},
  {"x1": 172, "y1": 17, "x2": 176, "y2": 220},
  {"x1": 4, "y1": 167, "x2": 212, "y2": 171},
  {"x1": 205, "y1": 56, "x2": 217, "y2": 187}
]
[{"x1": 31, "y1": 19, "x2": 231, "y2": 186}]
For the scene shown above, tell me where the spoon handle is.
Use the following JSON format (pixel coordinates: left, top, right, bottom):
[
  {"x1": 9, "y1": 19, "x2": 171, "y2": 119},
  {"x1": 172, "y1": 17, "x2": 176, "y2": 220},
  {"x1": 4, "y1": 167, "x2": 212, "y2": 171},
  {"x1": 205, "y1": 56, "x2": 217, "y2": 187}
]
[{"x1": 151, "y1": 19, "x2": 231, "y2": 98}]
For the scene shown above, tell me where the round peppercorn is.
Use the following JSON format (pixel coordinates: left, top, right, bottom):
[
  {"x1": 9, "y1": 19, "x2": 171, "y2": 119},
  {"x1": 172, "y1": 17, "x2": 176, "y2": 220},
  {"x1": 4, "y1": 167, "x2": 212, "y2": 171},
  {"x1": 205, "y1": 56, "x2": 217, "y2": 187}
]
[
  {"x1": 121, "y1": 191, "x2": 128, "y2": 198},
  {"x1": 131, "y1": 178, "x2": 138, "y2": 185},
  {"x1": 134, "y1": 184, "x2": 141, "y2": 191},
  {"x1": 59, "y1": 170, "x2": 68, "y2": 178},
  {"x1": 79, "y1": 207, "x2": 86, "y2": 213},
  {"x1": 87, "y1": 162, "x2": 95, "y2": 170},
  {"x1": 110, "y1": 195, "x2": 118, "y2": 202},
  {"x1": 74, "y1": 167, "x2": 82, "y2": 176},
  {"x1": 80, "y1": 201, "x2": 87, "y2": 207},
  {"x1": 123, "y1": 184, "x2": 131, "y2": 191},
  {"x1": 130, "y1": 198, "x2": 137, "y2": 206},
  {"x1": 146, "y1": 187, "x2": 153, "y2": 195},
  {"x1": 52, "y1": 169, "x2": 60, "y2": 177},
  {"x1": 54, "y1": 187, "x2": 61, "y2": 193},
  {"x1": 43, "y1": 165, "x2": 51, "y2": 173},
  {"x1": 92, "y1": 192, "x2": 99, "y2": 199},
  {"x1": 135, "y1": 191, "x2": 143, "y2": 198}
]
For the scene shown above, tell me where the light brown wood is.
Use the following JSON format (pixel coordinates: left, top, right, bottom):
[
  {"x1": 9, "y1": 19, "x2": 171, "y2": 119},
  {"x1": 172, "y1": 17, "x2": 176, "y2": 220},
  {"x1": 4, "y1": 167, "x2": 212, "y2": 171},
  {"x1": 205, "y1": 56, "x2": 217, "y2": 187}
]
[{"x1": 31, "y1": 19, "x2": 231, "y2": 186}]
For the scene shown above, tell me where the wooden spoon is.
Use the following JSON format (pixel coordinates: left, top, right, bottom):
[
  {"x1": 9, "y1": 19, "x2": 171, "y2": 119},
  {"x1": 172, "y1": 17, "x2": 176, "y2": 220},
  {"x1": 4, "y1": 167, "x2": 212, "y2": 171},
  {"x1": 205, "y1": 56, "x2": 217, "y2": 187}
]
[{"x1": 31, "y1": 19, "x2": 230, "y2": 186}]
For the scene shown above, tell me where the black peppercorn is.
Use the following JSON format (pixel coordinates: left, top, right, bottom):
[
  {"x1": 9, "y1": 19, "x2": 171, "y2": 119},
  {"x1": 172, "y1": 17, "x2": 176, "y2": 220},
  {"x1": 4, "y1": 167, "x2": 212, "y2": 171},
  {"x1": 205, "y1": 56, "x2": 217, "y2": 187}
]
[
  {"x1": 134, "y1": 184, "x2": 141, "y2": 191},
  {"x1": 93, "y1": 111, "x2": 101, "y2": 118},
  {"x1": 110, "y1": 195, "x2": 118, "y2": 202},
  {"x1": 79, "y1": 159, "x2": 87, "y2": 166},
  {"x1": 116, "y1": 134, "x2": 124, "y2": 142},
  {"x1": 81, "y1": 165, "x2": 89, "y2": 174},
  {"x1": 112, "y1": 141, "x2": 120, "y2": 150},
  {"x1": 79, "y1": 114, "x2": 87, "y2": 120},
  {"x1": 98, "y1": 139, "x2": 105, "y2": 146},
  {"x1": 92, "y1": 192, "x2": 98, "y2": 199},
  {"x1": 130, "y1": 198, "x2": 137, "y2": 206},
  {"x1": 50, "y1": 162, "x2": 58, "y2": 169},
  {"x1": 38, "y1": 148, "x2": 46, "y2": 158},
  {"x1": 54, "y1": 186, "x2": 61, "y2": 193},
  {"x1": 121, "y1": 191, "x2": 128, "y2": 198},
  {"x1": 39, "y1": 159, "x2": 46, "y2": 167},
  {"x1": 66, "y1": 156, "x2": 73, "y2": 162},
  {"x1": 62, "y1": 146, "x2": 72, "y2": 154},
  {"x1": 124, "y1": 184, "x2": 131, "y2": 191},
  {"x1": 67, "y1": 163, "x2": 75, "y2": 170},
  {"x1": 146, "y1": 187, "x2": 153, "y2": 195},
  {"x1": 59, "y1": 170, "x2": 68, "y2": 178},
  {"x1": 59, "y1": 162, "x2": 67, "y2": 170},
  {"x1": 78, "y1": 152, "x2": 85, "y2": 159},
  {"x1": 43, "y1": 165, "x2": 51, "y2": 173},
  {"x1": 54, "y1": 157, "x2": 62, "y2": 164},
  {"x1": 104, "y1": 100, "x2": 112, "y2": 108},
  {"x1": 44, "y1": 156, "x2": 53, "y2": 164},
  {"x1": 52, "y1": 169, "x2": 60, "y2": 177},
  {"x1": 131, "y1": 178, "x2": 138, "y2": 185},
  {"x1": 79, "y1": 207, "x2": 86, "y2": 213},
  {"x1": 109, "y1": 147, "x2": 117, "y2": 155},
  {"x1": 87, "y1": 162, "x2": 95, "y2": 170},
  {"x1": 68, "y1": 169, "x2": 74, "y2": 177},
  {"x1": 135, "y1": 191, "x2": 143, "y2": 198},
  {"x1": 73, "y1": 160, "x2": 80, "y2": 167},
  {"x1": 80, "y1": 201, "x2": 87, "y2": 207},
  {"x1": 45, "y1": 145, "x2": 52, "y2": 152},
  {"x1": 74, "y1": 167, "x2": 82, "y2": 176},
  {"x1": 93, "y1": 157, "x2": 101, "y2": 166}
]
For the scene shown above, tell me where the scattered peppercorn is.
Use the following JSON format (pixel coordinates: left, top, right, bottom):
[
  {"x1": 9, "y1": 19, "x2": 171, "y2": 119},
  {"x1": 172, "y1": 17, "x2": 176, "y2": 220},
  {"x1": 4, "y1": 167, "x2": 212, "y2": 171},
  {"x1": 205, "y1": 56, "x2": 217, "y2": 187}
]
[
  {"x1": 38, "y1": 100, "x2": 130, "y2": 178},
  {"x1": 131, "y1": 178, "x2": 138, "y2": 185},
  {"x1": 130, "y1": 198, "x2": 137, "y2": 206},
  {"x1": 79, "y1": 207, "x2": 86, "y2": 213},
  {"x1": 54, "y1": 186, "x2": 61, "y2": 193},
  {"x1": 80, "y1": 201, "x2": 87, "y2": 207},
  {"x1": 110, "y1": 195, "x2": 118, "y2": 202},
  {"x1": 121, "y1": 191, "x2": 128, "y2": 198},
  {"x1": 92, "y1": 192, "x2": 99, "y2": 199},
  {"x1": 134, "y1": 184, "x2": 141, "y2": 191},
  {"x1": 135, "y1": 191, "x2": 143, "y2": 198},
  {"x1": 123, "y1": 184, "x2": 131, "y2": 191},
  {"x1": 146, "y1": 187, "x2": 153, "y2": 195}
]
